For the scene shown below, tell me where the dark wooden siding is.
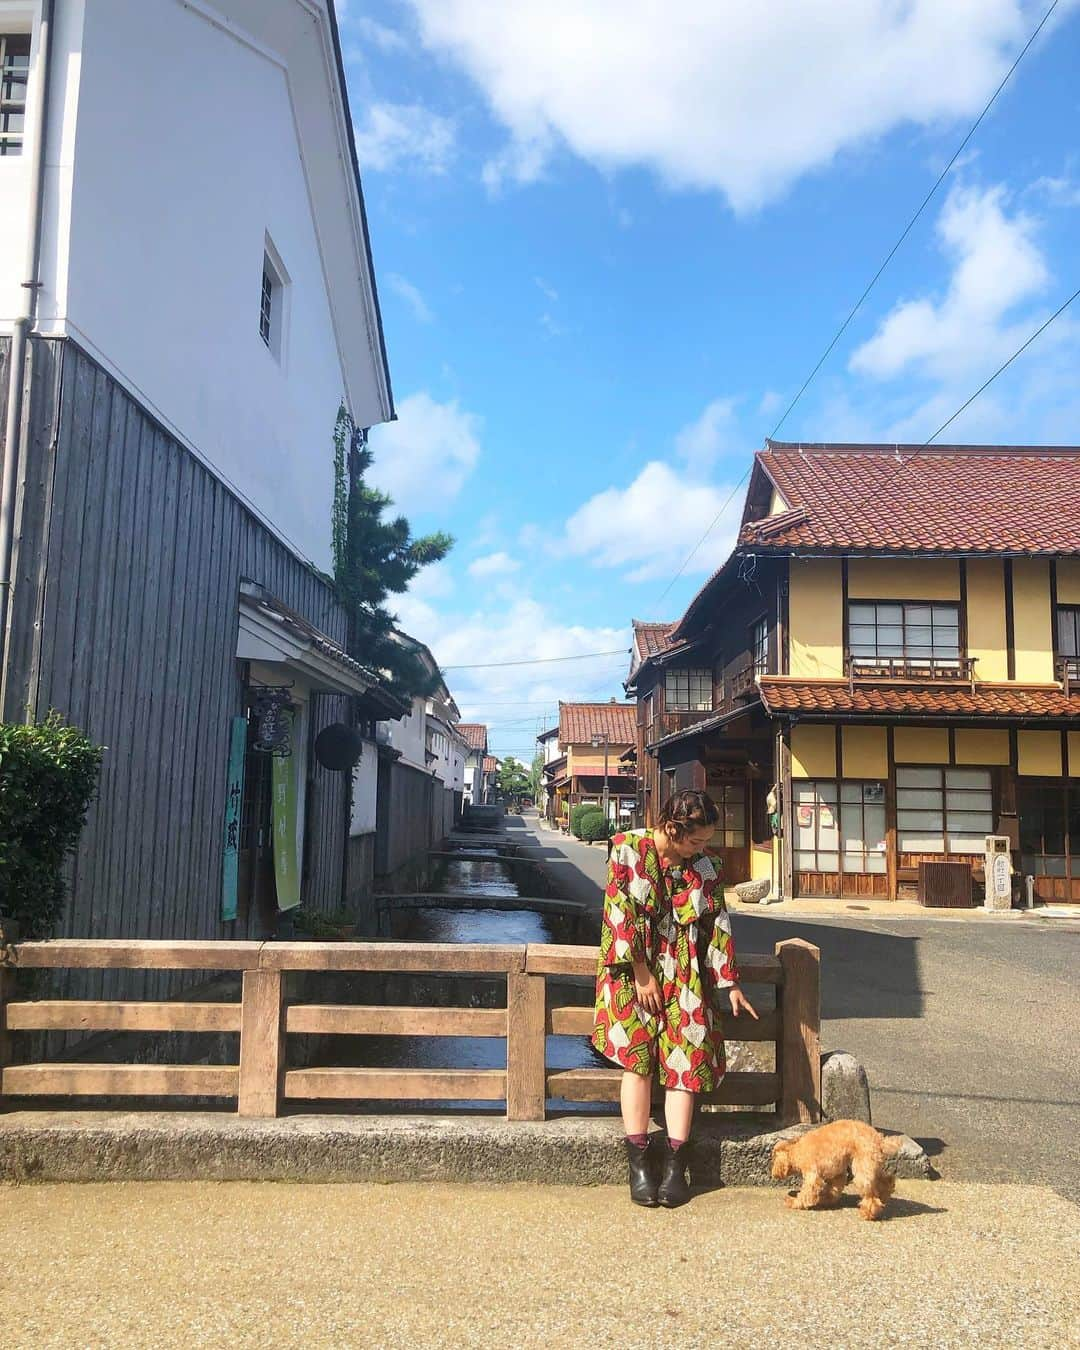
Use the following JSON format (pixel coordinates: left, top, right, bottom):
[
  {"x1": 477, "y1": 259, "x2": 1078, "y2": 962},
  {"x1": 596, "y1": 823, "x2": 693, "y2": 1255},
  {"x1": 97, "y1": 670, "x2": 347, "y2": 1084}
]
[{"x1": 3, "y1": 338, "x2": 350, "y2": 999}]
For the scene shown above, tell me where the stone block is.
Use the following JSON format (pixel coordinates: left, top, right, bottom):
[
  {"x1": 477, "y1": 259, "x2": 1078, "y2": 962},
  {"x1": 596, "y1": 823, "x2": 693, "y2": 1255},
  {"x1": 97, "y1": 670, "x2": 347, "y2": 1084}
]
[{"x1": 821, "y1": 1049, "x2": 872, "y2": 1124}]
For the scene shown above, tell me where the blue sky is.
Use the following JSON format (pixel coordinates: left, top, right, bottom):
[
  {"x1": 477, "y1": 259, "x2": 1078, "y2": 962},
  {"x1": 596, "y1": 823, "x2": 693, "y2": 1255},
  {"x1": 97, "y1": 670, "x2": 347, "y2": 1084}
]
[{"x1": 336, "y1": 0, "x2": 1080, "y2": 763}]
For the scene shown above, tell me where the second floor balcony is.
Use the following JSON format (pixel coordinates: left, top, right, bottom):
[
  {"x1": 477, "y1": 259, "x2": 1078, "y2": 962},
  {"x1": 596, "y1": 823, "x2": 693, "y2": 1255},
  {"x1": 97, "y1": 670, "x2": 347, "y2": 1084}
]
[
  {"x1": 845, "y1": 654, "x2": 978, "y2": 691},
  {"x1": 1057, "y1": 655, "x2": 1080, "y2": 695}
]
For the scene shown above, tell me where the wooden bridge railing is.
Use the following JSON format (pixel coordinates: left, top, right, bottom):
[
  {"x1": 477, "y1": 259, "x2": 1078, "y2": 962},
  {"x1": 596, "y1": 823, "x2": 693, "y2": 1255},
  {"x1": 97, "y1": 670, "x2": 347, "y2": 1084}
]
[{"x1": 0, "y1": 937, "x2": 821, "y2": 1124}]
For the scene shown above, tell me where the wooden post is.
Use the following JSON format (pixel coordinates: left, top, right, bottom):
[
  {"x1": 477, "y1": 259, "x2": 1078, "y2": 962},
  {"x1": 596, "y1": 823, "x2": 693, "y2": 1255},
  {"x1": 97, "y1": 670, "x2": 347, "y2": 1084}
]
[
  {"x1": 238, "y1": 969, "x2": 285, "y2": 1117},
  {"x1": 776, "y1": 938, "x2": 821, "y2": 1125},
  {"x1": 505, "y1": 970, "x2": 546, "y2": 1121},
  {"x1": 0, "y1": 966, "x2": 11, "y2": 1111}
]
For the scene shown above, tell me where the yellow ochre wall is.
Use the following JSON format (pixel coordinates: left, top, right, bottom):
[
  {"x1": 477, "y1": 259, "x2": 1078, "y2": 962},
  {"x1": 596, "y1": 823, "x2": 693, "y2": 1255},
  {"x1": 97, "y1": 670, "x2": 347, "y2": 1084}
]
[
  {"x1": 790, "y1": 724, "x2": 837, "y2": 778},
  {"x1": 841, "y1": 725, "x2": 888, "y2": 777},
  {"x1": 847, "y1": 558, "x2": 960, "y2": 600},
  {"x1": 1058, "y1": 559, "x2": 1080, "y2": 604},
  {"x1": 893, "y1": 727, "x2": 950, "y2": 763},
  {"x1": 1012, "y1": 559, "x2": 1054, "y2": 683},
  {"x1": 1018, "y1": 730, "x2": 1062, "y2": 777},
  {"x1": 966, "y1": 559, "x2": 1009, "y2": 682},
  {"x1": 788, "y1": 560, "x2": 843, "y2": 678},
  {"x1": 955, "y1": 729, "x2": 1011, "y2": 765}
]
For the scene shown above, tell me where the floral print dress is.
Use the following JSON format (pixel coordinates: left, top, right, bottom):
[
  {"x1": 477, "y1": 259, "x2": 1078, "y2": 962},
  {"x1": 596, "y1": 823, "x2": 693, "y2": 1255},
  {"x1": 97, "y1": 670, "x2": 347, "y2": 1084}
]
[{"x1": 592, "y1": 830, "x2": 740, "y2": 1093}]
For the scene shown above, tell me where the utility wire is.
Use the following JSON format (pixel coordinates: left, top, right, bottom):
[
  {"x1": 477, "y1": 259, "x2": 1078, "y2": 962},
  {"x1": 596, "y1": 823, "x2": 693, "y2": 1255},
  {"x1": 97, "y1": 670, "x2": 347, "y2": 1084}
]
[
  {"x1": 443, "y1": 647, "x2": 628, "y2": 671},
  {"x1": 651, "y1": 0, "x2": 1061, "y2": 616},
  {"x1": 768, "y1": 0, "x2": 1061, "y2": 443}
]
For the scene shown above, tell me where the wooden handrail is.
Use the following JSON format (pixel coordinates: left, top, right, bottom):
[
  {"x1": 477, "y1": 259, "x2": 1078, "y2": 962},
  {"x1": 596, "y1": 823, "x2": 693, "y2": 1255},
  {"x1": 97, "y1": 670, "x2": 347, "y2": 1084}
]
[{"x1": 0, "y1": 937, "x2": 821, "y2": 1126}]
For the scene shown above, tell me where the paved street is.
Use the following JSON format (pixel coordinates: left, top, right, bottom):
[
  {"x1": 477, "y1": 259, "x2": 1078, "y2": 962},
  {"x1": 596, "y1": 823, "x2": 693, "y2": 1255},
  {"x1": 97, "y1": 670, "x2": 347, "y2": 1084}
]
[
  {"x1": 512, "y1": 815, "x2": 1080, "y2": 1194},
  {"x1": 2, "y1": 1180, "x2": 1075, "y2": 1348}
]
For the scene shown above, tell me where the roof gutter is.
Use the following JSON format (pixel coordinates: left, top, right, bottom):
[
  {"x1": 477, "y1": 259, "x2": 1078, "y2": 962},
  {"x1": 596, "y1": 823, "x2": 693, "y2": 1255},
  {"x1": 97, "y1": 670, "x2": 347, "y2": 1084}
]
[{"x1": 1, "y1": 0, "x2": 55, "y2": 708}]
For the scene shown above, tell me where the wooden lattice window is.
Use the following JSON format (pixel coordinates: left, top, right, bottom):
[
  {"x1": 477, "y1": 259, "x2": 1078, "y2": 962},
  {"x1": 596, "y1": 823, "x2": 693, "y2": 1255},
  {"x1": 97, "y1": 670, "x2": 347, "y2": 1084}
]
[{"x1": 0, "y1": 33, "x2": 30, "y2": 157}]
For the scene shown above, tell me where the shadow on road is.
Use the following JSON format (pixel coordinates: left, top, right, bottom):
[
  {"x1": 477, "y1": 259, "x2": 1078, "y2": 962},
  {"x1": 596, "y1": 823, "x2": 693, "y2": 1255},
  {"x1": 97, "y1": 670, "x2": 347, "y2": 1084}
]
[{"x1": 732, "y1": 914, "x2": 926, "y2": 1020}]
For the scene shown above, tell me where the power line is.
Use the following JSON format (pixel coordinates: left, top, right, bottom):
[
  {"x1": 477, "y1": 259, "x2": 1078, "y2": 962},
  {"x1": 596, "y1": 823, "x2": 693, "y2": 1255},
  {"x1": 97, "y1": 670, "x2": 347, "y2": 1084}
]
[
  {"x1": 443, "y1": 647, "x2": 628, "y2": 671},
  {"x1": 768, "y1": 0, "x2": 1061, "y2": 442},
  {"x1": 651, "y1": 0, "x2": 1061, "y2": 617}
]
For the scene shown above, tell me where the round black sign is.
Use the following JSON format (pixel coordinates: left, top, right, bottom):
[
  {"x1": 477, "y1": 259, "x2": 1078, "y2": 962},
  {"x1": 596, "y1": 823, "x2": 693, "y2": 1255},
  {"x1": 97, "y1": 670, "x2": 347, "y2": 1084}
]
[{"x1": 314, "y1": 722, "x2": 364, "y2": 771}]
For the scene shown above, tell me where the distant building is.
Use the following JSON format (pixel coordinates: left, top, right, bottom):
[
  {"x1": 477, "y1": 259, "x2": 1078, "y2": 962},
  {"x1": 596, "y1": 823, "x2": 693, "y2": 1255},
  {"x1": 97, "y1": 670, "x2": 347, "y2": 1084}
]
[
  {"x1": 459, "y1": 723, "x2": 489, "y2": 806},
  {"x1": 548, "y1": 701, "x2": 638, "y2": 826}
]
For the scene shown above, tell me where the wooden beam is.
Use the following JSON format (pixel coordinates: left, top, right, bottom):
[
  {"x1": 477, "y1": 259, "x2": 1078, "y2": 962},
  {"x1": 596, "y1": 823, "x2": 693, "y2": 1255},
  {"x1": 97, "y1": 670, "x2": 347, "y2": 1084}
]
[
  {"x1": 285, "y1": 1005, "x2": 507, "y2": 1037},
  {"x1": 4, "y1": 1001, "x2": 242, "y2": 1032},
  {"x1": 505, "y1": 971, "x2": 547, "y2": 1122},
  {"x1": 545, "y1": 1004, "x2": 780, "y2": 1042},
  {"x1": 238, "y1": 970, "x2": 285, "y2": 1118},
  {"x1": 2, "y1": 1064, "x2": 239, "y2": 1096},
  {"x1": 283, "y1": 1067, "x2": 506, "y2": 1101},
  {"x1": 0, "y1": 968, "x2": 10, "y2": 1111},
  {"x1": 776, "y1": 938, "x2": 821, "y2": 1125},
  {"x1": 546, "y1": 1068, "x2": 779, "y2": 1106},
  {"x1": 259, "y1": 942, "x2": 526, "y2": 975},
  {"x1": 11, "y1": 939, "x2": 263, "y2": 970}
]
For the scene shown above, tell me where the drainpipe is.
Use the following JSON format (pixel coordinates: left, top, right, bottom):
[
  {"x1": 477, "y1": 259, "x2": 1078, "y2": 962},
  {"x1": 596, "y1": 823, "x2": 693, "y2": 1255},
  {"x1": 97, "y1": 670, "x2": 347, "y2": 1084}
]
[{"x1": 0, "y1": 0, "x2": 56, "y2": 699}]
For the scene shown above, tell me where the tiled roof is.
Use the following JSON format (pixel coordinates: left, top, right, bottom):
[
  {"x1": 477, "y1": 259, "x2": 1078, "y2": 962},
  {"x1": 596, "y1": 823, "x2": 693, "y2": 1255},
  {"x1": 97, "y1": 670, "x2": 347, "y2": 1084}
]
[
  {"x1": 758, "y1": 677, "x2": 1080, "y2": 720},
  {"x1": 740, "y1": 442, "x2": 1080, "y2": 555},
  {"x1": 628, "y1": 619, "x2": 687, "y2": 680},
  {"x1": 559, "y1": 701, "x2": 637, "y2": 746},
  {"x1": 458, "y1": 723, "x2": 488, "y2": 752},
  {"x1": 482, "y1": 755, "x2": 499, "y2": 773}
]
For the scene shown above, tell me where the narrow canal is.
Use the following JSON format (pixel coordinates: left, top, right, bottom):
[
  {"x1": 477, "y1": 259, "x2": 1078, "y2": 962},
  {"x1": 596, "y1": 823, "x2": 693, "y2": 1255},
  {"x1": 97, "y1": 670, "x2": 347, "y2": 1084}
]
[{"x1": 310, "y1": 833, "x2": 607, "y2": 1111}]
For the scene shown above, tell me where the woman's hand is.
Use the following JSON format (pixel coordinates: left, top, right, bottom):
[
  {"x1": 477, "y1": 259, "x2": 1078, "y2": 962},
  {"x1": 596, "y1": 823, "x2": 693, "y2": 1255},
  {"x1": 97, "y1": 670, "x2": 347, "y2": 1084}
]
[
  {"x1": 729, "y1": 986, "x2": 759, "y2": 1020},
  {"x1": 633, "y1": 962, "x2": 664, "y2": 1017}
]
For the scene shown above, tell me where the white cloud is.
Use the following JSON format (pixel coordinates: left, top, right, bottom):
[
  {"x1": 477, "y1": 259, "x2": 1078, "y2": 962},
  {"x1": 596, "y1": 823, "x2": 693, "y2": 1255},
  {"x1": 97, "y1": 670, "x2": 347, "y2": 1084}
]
[
  {"x1": 468, "y1": 551, "x2": 521, "y2": 578},
  {"x1": 354, "y1": 102, "x2": 456, "y2": 175},
  {"x1": 350, "y1": 17, "x2": 409, "y2": 52},
  {"x1": 1025, "y1": 173, "x2": 1080, "y2": 208},
  {"x1": 390, "y1": 586, "x2": 631, "y2": 751},
  {"x1": 387, "y1": 273, "x2": 435, "y2": 324},
  {"x1": 563, "y1": 460, "x2": 741, "y2": 582},
  {"x1": 369, "y1": 392, "x2": 482, "y2": 515},
  {"x1": 850, "y1": 183, "x2": 1049, "y2": 382},
  {"x1": 674, "y1": 397, "x2": 740, "y2": 479},
  {"x1": 404, "y1": 0, "x2": 1059, "y2": 210},
  {"x1": 539, "y1": 312, "x2": 565, "y2": 339},
  {"x1": 534, "y1": 276, "x2": 559, "y2": 303}
]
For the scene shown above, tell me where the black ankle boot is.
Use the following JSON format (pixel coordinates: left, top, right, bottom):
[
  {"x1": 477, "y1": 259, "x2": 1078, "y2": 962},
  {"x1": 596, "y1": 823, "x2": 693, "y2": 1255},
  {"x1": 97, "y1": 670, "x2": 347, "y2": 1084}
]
[
  {"x1": 625, "y1": 1137, "x2": 659, "y2": 1207},
  {"x1": 657, "y1": 1142, "x2": 691, "y2": 1207}
]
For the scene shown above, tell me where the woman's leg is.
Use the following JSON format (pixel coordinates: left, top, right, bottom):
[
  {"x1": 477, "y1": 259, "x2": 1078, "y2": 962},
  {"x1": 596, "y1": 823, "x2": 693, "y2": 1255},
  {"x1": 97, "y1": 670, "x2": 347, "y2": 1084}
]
[
  {"x1": 620, "y1": 1070, "x2": 652, "y2": 1136},
  {"x1": 663, "y1": 1087, "x2": 694, "y2": 1144}
]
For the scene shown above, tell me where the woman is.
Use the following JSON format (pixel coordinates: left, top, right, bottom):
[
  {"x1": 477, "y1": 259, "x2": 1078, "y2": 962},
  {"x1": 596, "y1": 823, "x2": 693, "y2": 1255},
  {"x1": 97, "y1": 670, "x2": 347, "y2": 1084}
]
[{"x1": 592, "y1": 788, "x2": 757, "y2": 1207}]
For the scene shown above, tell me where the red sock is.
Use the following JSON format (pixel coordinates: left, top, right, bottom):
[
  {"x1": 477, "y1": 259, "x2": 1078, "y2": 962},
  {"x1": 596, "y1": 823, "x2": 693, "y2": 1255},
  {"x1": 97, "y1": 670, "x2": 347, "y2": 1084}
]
[
  {"x1": 626, "y1": 1132, "x2": 648, "y2": 1148},
  {"x1": 668, "y1": 1136, "x2": 686, "y2": 1150}
]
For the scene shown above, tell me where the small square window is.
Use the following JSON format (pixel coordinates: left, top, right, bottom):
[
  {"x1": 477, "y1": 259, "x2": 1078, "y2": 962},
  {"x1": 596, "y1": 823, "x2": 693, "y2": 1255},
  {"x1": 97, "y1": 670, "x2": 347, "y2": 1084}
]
[{"x1": 0, "y1": 33, "x2": 31, "y2": 158}]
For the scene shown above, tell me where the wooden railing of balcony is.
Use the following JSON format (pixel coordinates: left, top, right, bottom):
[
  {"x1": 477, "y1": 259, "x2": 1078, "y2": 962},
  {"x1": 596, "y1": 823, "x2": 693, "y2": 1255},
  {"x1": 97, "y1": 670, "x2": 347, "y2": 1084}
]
[
  {"x1": 1057, "y1": 656, "x2": 1080, "y2": 696},
  {"x1": 845, "y1": 655, "x2": 978, "y2": 691}
]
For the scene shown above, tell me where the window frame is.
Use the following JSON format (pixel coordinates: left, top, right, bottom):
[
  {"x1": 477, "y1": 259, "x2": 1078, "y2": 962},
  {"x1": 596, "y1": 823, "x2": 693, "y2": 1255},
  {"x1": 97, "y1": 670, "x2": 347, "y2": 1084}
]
[
  {"x1": 895, "y1": 765, "x2": 993, "y2": 856},
  {"x1": 792, "y1": 780, "x2": 840, "y2": 874},
  {"x1": 664, "y1": 666, "x2": 713, "y2": 713},
  {"x1": 750, "y1": 615, "x2": 769, "y2": 677},
  {"x1": 1019, "y1": 778, "x2": 1076, "y2": 880},
  {"x1": 847, "y1": 599, "x2": 961, "y2": 667},
  {"x1": 1055, "y1": 604, "x2": 1080, "y2": 660},
  {"x1": 258, "y1": 236, "x2": 291, "y2": 366},
  {"x1": 0, "y1": 31, "x2": 31, "y2": 158}
]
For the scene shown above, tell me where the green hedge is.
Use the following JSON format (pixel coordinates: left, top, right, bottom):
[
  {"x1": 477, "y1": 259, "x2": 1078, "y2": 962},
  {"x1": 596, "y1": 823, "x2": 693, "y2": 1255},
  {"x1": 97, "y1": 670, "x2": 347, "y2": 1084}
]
[
  {"x1": 569, "y1": 803, "x2": 594, "y2": 837},
  {"x1": 580, "y1": 809, "x2": 613, "y2": 843},
  {"x1": 0, "y1": 712, "x2": 103, "y2": 938}
]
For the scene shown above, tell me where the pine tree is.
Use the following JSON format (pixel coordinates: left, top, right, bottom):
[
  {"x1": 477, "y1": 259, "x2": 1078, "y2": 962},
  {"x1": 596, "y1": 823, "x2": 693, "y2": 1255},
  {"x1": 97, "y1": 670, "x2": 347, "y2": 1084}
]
[{"x1": 332, "y1": 405, "x2": 452, "y2": 701}]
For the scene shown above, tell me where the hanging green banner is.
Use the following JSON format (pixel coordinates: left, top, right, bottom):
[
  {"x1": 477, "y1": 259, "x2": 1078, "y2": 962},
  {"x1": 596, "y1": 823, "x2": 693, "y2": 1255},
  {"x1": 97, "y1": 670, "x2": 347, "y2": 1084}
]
[
  {"x1": 272, "y1": 713, "x2": 301, "y2": 911},
  {"x1": 222, "y1": 715, "x2": 247, "y2": 922}
]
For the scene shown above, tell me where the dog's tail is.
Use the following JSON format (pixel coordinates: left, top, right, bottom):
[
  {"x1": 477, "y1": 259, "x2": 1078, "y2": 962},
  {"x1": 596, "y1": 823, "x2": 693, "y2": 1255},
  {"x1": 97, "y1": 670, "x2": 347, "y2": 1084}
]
[{"x1": 880, "y1": 1134, "x2": 905, "y2": 1156}]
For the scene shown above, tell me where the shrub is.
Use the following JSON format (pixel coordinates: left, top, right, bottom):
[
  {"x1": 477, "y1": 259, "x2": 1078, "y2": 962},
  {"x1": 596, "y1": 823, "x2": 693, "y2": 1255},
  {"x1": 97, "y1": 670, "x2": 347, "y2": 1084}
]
[
  {"x1": 0, "y1": 712, "x2": 103, "y2": 938},
  {"x1": 580, "y1": 809, "x2": 613, "y2": 843},
  {"x1": 570, "y1": 803, "x2": 595, "y2": 837}
]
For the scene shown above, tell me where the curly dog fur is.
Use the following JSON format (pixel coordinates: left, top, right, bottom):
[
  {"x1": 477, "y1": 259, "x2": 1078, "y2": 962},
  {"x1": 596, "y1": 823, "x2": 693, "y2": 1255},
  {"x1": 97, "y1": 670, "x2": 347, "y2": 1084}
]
[{"x1": 771, "y1": 1120, "x2": 902, "y2": 1221}]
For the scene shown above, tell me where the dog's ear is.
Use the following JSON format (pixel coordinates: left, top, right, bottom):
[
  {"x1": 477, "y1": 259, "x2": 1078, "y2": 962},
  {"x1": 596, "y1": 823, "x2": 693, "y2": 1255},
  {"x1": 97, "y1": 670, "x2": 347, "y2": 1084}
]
[{"x1": 770, "y1": 1142, "x2": 792, "y2": 1179}]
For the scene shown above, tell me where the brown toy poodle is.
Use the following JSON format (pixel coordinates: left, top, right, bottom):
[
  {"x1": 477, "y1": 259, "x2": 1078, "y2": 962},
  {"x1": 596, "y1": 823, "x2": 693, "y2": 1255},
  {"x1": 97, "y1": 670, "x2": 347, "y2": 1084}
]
[{"x1": 771, "y1": 1120, "x2": 902, "y2": 1220}]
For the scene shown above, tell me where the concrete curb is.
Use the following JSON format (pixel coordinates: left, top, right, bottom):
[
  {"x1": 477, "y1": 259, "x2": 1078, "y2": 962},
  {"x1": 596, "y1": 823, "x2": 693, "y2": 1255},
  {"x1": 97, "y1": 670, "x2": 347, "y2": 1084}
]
[{"x1": 0, "y1": 1111, "x2": 934, "y2": 1186}]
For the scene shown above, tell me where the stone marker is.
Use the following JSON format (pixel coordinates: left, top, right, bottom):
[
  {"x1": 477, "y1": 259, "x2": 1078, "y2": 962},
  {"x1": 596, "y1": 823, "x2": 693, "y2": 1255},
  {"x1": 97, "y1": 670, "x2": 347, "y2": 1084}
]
[{"x1": 821, "y1": 1049, "x2": 872, "y2": 1124}]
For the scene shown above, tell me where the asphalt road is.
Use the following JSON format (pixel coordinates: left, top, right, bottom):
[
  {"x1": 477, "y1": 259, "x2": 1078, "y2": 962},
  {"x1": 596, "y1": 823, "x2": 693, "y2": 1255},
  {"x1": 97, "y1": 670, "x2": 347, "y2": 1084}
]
[{"x1": 511, "y1": 815, "x2": 1080, "y2": 1194}]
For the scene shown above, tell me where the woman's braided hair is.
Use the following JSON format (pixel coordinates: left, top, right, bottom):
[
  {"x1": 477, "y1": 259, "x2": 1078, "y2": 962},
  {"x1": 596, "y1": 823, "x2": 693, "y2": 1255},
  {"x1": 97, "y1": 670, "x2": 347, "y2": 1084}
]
[{"x1": 656, "y1": 788, "x2": 720, "y2": 841}]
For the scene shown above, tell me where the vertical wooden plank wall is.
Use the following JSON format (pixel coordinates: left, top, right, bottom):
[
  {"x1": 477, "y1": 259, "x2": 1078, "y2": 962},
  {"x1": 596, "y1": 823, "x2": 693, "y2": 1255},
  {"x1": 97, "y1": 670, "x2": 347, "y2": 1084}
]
[{"x1": 3, "y1": 339, "x2": 350, "y2": 1006}]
